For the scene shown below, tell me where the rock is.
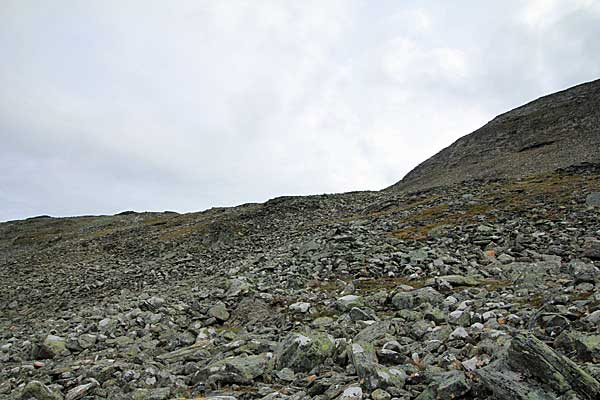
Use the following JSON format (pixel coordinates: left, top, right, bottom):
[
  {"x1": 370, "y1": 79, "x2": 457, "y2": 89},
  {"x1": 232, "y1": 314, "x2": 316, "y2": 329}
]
[
  {"x1": 586, "y1": 192, "x2": 600, "y2": 207},
  {"x1": 349, "y1": 307, "x2": 377, "y2": 321},
  {"x1": 435, "y1": 371, "x2": 471, "y2": 399},
  {"x1": 476, "y1": 362, "x2": 549, "y2": 400},
  {"x1": 391, "y1": 287, "x2": 443, "y2": 310},
  {"x1": 497, "y1": 253, "x2": 515, "y2": 264},
  {"x1": 424, "y1": 275, "x2": 481, "y2": 287},
  {"x1": 349, "y1": 342, "x2": 406, "y2": 391},
  {"x1": 288, "y1": 302, "x2": 310, "y2": 313},
  {"x1": 64, "y1": 379, "x2": 98, "y2": 400},
  {"x1": 449, "y1": 327, "x2": 469, "y2": 340},
  {"x1": 131, "y1": 388, "x2": 171, "y2": 400},
  {"x1": 157, "y1": 342, "x2": 212, "y2": 362},
  {"x1": 506, "y1": 333, "x2": 600, "y2": 399},
  {"x1": 354, "y1": 320, "x2": 391, "y2": 343},
  {"x1": 34, "y1": 335, "x2": 67, "y2": 359},
  {"x1": 555, "y1": 331, "x2": 600, "y2": 362},
  {"x1": 21, "y1": 380, "x2": 63, "y2": 400},
  {"x1": 277, "y1": 331, "x2": 335, "y2": 372},
  {"x1": 337, "y1": 385, "x2": 363, "y2": 400},
  {"x1": 583, "y1": 239, "x2": 600, "y2": 260},
  {"x1": 144, "y1": 296, "x2": 165, "y2": 310},
  {"x1": 587, "y1": 310, "x2": 600, "y2": 325},
  {"x1": 77, "y1": 334, "x2": 97, "y2": 349},
  {"x1": 336, "y1": 295, "x2": 364, "y2": 311},
  {"x1": 208, "y1": 303, "x2": 230, "y2": 321},
  {"x1": 275, "y1": 367, "x2": 295, "y2": 382},
  {"x1": 226, "y1": 278, "x2": 251, "y2": 297},
  {"x1": 409, "y1": 248, "x2": 428, "y2": 263},
  {"x1": 196, "y1": 353, "x2": 272, "y2": 385},
  {"x1": 97, "y1": 318, "x2": 117, "y2": 333},
  {"x1": 371, "y1": 388, "x2": 391, "y2": 400}
]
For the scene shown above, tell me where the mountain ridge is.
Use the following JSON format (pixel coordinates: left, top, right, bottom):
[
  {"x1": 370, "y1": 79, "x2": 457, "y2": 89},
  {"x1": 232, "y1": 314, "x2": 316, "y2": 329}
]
[{"x1": 388, "y1": 78, "x2": 600, "y2": 192}]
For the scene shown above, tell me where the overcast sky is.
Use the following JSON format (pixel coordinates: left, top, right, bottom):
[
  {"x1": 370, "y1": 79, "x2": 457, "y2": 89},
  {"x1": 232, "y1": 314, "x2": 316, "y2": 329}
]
[{"x1": 1, "y1": 1, "x2": 600, "y2": 221}]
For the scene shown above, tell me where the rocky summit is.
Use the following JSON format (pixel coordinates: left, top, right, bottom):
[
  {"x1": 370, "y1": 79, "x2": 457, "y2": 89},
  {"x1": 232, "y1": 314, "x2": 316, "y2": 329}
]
[{"x1": 1, "y1": 82, "x2": 600, "y2": 400}]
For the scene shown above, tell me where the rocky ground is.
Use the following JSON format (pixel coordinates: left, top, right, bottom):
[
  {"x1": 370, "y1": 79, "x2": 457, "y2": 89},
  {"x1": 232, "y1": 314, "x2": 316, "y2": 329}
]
[{"x1": 1, "y1": 163, "x2": 600, "y2": 399}]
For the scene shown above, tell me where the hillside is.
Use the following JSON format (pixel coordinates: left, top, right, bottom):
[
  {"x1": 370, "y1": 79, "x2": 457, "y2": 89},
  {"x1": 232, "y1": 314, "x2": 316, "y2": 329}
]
[
  {"x1": 388, "y1": 79, "x2": 600, "y2": 192},
  {"x1": 1, "y1": 82, "x2": 600, "y2": 400}
]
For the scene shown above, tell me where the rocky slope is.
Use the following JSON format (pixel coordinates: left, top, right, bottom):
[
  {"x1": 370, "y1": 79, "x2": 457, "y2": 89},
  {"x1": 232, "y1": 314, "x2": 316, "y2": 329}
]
[
  {"x1": 1, "y1": 82, "x2": 600, "y2": 400},
  {"x1": 388, "y1": 79, "x2": 600, "y2": 192}
]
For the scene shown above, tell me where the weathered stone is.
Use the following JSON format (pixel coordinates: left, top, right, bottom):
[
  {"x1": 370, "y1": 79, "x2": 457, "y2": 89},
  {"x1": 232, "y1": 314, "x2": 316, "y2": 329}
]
[
  {"x1": 583, "y1": 239, "x2": 600, "y2": 260},
  {"x1": 555, "y1": 331, "x2": 600, "y2": 362},
  {"x1": 208, "y1": 303, "x2": 230, "y2": 321},
  {"x1": 34, "y1": 335, "x2": 67, "y2": 359},
  {"x1": 435, "y1": 371, "x2": 471, "y2": 399},
  {"x1": 391, "y1": 287, "x2": 443, "y2": 310},
  {"x1": 131, "y1": 387, "x2": 171, "y2": 400},
  {"x1": 196, "y1": 353, "x2": 272, "y2": 385},
  {"x1": 507, "y1": 334, "x2": 600, "y2": 399},
  {"x1": 337, "y1": 385, "x2": 363, "y2": 400},
  {"x1": 21, "y1": 380, "x2": 63, "y2": 400},
  {"x1": 336, "y1": 295, "x2": 364, "y2": 311},
  {"x1": 349, "y1": 342, "x2": 406, "y2": 391},
  {"x1": 64, "y1": 379, "x2": 98, "y2": 400},
  {"x1": 586, "y1": 192, "x2": 600, "y2": 207},
  {"x1": 288, "y1": 302, "x2": 310, "y2": 313},
  {"x1": 157, "y1": 341, "x2": 212, "y2": 362},
  {"x1": 371, "y1": 388, "x2": 391, "y2": 400},
  {"x1": 277, "y1": 331, "x2": 335, "y2": 372}
]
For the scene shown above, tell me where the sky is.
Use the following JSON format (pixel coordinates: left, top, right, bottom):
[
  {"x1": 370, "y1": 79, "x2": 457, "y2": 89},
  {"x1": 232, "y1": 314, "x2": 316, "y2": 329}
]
[{"x1": 1, "y1": 0, "x2": 600, "y2": 221}]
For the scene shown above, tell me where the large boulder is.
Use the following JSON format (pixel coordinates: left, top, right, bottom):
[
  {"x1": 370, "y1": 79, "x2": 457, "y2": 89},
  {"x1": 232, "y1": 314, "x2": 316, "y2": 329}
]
[
  {"x1": 476, "y1": 333, "x2": 600, "y2": 400},
  {"x1": 555, "y1": 331, "x2": 600, "y2": 362},
  {"x1": 276, "y1": 331, "x2": 335, "y2": 372},
  {"x1": 33, "y1": 335, "x2": 68, "y2": 360},
  {"x1": 391, "y1": 287, "x2": 443, "y2": 310},
  {"x1": 349, "y1": 342, "x2": 406, "y2": 391},
  {"x1": 195, "y1": 353, "x2": 273, "y2": 386},
  {"x1": 21, "y1": 380, "x2": 63, "y2": 400}
]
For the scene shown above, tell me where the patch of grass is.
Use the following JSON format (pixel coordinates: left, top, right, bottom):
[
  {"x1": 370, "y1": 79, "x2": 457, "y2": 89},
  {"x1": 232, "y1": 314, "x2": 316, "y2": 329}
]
[{"x1": 158, "y1": 223, "x2": 209, "y2": 241}]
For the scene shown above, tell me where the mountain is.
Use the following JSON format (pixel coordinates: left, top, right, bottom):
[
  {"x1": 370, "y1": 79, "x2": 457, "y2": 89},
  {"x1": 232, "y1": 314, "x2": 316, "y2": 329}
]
[
  {"x1": 1, "y1": 81, "x2": 600, "y2": 400},
  {"x1": 389, "y1": 79, "x2": 600, "y2": 192}
]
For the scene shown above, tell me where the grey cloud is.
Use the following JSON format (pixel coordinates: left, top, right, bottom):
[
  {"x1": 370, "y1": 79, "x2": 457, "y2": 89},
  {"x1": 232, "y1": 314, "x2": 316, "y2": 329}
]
[{"x1": 1, "y1": 0, "x2": 599, "y2": 221}]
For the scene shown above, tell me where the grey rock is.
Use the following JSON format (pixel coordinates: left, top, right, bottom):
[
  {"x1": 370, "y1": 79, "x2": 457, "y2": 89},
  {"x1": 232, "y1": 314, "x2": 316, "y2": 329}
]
[
  {"x1": 64, "y1": 379, "x2": 98, "y2": 400},
  {"x1": 507, "y1": 334, "x2": 600, "y2": 399},
  {"x1": 349, "y1": 342, "x2": 406, "y2": 391},
  {"x1": 21, "y1": 380, "x2": 63, "y2": 400},
  {"x1": 583, "y1": 239, "x2": 600, "y2": 260},
  {"x1": 371, "y1": 388, "x2": 391, "y2": 400},
  {"x1": 336, "y1": 295, "x2": 364, "y2": 311},
  {"x1": 131, "y1": 388, "x2": 171, "y2": 400},
  {"x1": 276, "y1": 331, "x2": 335, "y2": 372},
  {"x1": 337, "y1": 385, "x2": 363, "y2": 400},
  {"x1": 34, "y1": 335, "x2": 67, "y2": 359},
  {"x1": 288, "y1": 302, "x2": 310, "y2": 313},
  {"x1": 555, "y1": 331, "x2": 600, "y2": 362},
  {"x1": 586, "y1": 192, "x2": 600, "y2": 207},
  {"x1": 208, "y1": 303, "x2": 230, "y2": 321},
  {"x1": 391, "y1": 287, "x2": 443, "y2": 310}
]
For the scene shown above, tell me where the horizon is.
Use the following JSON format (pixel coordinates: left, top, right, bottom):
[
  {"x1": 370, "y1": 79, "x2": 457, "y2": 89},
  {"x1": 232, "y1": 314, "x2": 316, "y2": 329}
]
[{"x1": 2, "y1": 1, "x2": 600, "y2": 222}]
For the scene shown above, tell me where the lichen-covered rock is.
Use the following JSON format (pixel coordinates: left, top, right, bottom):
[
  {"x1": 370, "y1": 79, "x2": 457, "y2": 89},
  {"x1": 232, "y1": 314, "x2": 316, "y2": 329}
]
[
  {"x1": 21, "y1": 380, "x2": 63, "y2": 400},
  {"x1": 555, "y1": 331, "x2": 600, "y2": 362},
  {"x1": 131, "y1": 387, "x2": 171, "y2": 400},
  {"x1": 276, "y1": 331, "x2": 335, "y2": 372},
  {"x1": 33, "y1": 335, "x2": 67, "y2": 360},
  {"x1": 196, "y1": 353, "x2": 273, "y2": 385},
  {"x1": 391, "y1": 287, "x2": 443, "y2": 310},
  {"x1": 349, "y1": 342, "x2": 406, "y2": 391}
]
